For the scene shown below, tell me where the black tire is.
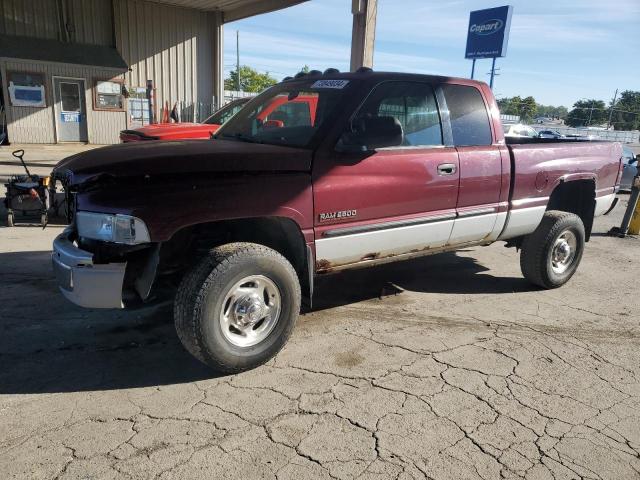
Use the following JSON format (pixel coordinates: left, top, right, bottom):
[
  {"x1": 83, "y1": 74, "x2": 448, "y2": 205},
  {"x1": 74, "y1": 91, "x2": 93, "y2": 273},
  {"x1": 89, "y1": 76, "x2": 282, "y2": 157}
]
[
  {"x1": 6, "y1": 212, "x2": 14, "y2": 227},
  {"x1": 520, "y1": 210, "x2": 585, "y2": 289},
  {"x1": 174, "y1": 242, "x2": 301, "y2": 373}
]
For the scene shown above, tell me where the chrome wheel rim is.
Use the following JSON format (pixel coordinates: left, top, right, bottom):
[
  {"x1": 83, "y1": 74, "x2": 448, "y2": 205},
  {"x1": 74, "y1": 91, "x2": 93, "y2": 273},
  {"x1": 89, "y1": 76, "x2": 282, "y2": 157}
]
[
  {"x1": 219, "y1": 275, "x2": 281, "y2": 348},
  {"x1": 550, "y1": 230, "x2": 577, "y2": 274}
]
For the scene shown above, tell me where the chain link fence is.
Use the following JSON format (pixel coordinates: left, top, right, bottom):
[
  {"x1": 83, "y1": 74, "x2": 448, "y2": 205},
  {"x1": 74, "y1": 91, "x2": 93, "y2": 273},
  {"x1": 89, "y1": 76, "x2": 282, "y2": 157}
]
[
  {"x1": 531, "y1": 125, "x2": 639, "y2": 143},
  {"x1": 171, "y1": 91, "x2": 255, "y2": 123}
]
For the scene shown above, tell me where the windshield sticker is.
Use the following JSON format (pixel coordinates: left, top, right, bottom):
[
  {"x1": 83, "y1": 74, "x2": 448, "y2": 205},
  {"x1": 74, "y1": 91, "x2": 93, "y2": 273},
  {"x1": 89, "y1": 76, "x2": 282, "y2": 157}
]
[{"x1": 311, "y1": 80, "x2": 349, "y2": 89}]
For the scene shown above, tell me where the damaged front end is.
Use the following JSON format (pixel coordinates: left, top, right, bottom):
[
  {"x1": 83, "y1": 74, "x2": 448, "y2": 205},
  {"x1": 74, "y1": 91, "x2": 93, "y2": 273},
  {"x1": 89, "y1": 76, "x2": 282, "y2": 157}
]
[{"x1": 51, "y1": 169, "x2": 161, "y2": 309}]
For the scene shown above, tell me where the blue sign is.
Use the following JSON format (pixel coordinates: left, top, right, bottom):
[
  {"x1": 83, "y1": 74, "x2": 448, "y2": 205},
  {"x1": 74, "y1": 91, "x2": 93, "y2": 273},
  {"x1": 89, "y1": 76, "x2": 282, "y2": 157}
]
[
  {"x1": 61, "y1": 112, "x2": 81, "y2": 123},
  {"x1": 465, "y1": 5, "x2": 513, "y2": 59}
]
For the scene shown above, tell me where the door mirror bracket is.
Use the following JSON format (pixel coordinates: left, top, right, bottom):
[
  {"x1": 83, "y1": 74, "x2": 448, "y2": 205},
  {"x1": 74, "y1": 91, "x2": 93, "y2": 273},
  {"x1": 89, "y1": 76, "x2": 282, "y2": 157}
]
[{"x1": 335, "y1": 134, "x2": 368, "y2": 153}]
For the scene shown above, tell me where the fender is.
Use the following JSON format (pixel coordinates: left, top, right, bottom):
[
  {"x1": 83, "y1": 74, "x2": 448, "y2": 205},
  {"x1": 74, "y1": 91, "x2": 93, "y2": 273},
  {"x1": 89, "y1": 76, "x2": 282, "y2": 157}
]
[
  {"x1": 76, "y1": 173, "x2": 315, "y2": 243},
  {"x1": 552, "y1": 172, "x2": 597, "y2": 190}
]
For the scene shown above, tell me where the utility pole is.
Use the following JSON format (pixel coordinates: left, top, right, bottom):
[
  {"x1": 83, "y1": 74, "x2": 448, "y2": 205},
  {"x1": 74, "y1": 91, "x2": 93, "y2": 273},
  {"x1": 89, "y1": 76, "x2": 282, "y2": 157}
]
[
  {"x1": 608, "y1": 89, "x2": 618, "y2": 129},
  {"x1": 587, "y1": 100, "x2": 594, "y2": 126},
  {"x1": 236, "y1": 30, "x2": 241, "y2": 91},
  {"x1": 487, "y1": 59, "x2": 500, "y2": 90},
  {"x1": 489, "y1": 57, "x2": 497, "y2": 89}
]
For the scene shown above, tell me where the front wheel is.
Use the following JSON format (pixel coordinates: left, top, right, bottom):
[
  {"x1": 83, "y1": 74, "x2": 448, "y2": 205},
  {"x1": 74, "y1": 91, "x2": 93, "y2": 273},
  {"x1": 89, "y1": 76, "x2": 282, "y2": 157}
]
[
  {"x1": 174, "y1": 242, "x2": 301, "y2": 373},
  {"x1": 520, "y1": 211, "x2": 585, "y2": 289}
]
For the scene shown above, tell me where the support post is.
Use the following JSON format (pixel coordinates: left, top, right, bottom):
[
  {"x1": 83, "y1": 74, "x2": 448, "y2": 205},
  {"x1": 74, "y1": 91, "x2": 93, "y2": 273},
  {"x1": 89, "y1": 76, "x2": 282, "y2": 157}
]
[
  {"x1": 609, "y1": 174, "x2": 640, "y2": 237},
  {"x1": 350, "y1": 0, "x2": 377, "y2": 71},
  {"x1": 470, "y1": 59, "x2": 476, "y2": 79},
  {"x1": 211, "y1": 11, "x2": 224, "y2": 111},
  {"x1": 629, "y1": 191, "x2": 640, "y2": 235},
  {"x1": 146, "y1": 80, "x2": 155, "y2": 124}
]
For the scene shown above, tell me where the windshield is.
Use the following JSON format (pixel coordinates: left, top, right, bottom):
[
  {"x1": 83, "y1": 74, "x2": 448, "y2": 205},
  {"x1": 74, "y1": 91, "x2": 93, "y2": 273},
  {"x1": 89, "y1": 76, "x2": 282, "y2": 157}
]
[
  {"x1": 214, "y1": 80, "x2": 350, "y2": 148},
  {"x1": 203, "y1": 99, "x2": 248, "y2": 125}
]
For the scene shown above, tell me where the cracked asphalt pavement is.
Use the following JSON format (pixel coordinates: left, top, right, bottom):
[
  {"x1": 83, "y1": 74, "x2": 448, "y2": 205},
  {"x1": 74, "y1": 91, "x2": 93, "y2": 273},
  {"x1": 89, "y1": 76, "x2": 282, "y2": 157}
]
[{"x1": 1, "y1": 197, "x2": 639, "y2": 480}]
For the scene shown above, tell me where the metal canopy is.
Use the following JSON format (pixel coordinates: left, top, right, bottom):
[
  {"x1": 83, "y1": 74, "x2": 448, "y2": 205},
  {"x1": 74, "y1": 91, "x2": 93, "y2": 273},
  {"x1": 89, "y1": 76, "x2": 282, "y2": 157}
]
[
  {"x1": 143, "y1": 0, "x2": 308, "y2": 22},
  {"x1": 0, "y1": 34, "x2": 128, "y2": 70}
]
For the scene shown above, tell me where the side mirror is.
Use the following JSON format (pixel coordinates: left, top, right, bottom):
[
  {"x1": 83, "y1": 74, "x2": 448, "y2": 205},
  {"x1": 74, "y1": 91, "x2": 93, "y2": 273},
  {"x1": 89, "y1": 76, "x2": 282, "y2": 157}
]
[{"x1": 336, "y1": 116, "x2": 403, "y2": 152}]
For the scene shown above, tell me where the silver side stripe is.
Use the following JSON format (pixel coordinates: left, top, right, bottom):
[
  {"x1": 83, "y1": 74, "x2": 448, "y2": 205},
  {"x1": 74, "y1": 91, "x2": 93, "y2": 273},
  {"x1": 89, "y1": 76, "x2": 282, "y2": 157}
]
[
  {"x1": 322, "y1": 213, "x2": 456, "y2": 238},
  {"x1": 511, "y1": 196, "x2": 549, "y2": 207},
  {"x1": 322, "y1": 208, "x2": 497, "y2": 238},
  {"x1": 457, "y1": 207, "x2": 496, "y2": 218}
]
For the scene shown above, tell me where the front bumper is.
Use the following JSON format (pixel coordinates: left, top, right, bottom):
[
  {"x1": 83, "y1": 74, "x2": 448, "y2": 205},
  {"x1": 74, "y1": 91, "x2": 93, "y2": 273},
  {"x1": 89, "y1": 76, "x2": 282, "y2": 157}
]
[{"x1": 52, "y1": 228, "x2": 126, "y2": 308}]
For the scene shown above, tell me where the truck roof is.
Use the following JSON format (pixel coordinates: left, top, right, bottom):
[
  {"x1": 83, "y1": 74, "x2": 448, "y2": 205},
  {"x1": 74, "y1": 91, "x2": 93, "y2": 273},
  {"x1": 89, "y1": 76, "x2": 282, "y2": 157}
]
[{"x1": 282, "y1": 69, "x2": 489, "y2": 89}]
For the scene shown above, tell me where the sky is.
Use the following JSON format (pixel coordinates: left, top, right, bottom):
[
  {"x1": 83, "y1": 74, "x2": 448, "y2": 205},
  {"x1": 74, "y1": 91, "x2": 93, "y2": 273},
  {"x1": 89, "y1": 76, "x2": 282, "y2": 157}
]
[{"x1": 224, "y1": 0, "x2": 640, "y2": 108}]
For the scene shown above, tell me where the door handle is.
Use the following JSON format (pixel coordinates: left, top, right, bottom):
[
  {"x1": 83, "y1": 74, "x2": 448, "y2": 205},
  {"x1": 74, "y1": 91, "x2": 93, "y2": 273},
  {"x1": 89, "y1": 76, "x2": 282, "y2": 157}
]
[{"x1": 437, "y1": 163, "x2": 457, "y2": 175}]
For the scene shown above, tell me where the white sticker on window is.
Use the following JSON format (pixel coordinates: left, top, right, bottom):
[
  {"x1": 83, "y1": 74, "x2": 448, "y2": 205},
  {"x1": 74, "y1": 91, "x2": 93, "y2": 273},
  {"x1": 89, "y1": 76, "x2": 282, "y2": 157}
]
[{"x1": 311, "y1": 79, "x2": 349, "y2": 89}]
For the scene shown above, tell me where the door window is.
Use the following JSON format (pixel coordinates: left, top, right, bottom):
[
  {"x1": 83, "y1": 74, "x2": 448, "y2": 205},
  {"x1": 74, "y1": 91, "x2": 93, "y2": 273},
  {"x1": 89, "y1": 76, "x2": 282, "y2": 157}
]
[
  {"x1": 354, "y1": 82, "x2": 443, "y2": 147},
  {"x1": 441, "y1": 84, "x2": 492, "y2": 146},
  {"x1": 60, "y1": 82, "x2": 81, "y2": 112}
]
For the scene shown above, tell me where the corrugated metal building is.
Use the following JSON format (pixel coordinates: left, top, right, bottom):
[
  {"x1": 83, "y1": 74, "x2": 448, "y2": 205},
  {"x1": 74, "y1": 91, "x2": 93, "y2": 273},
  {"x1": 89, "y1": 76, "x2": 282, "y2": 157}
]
[{"x1": 0, "y1": 0, "x2": 307, "y2": 144}]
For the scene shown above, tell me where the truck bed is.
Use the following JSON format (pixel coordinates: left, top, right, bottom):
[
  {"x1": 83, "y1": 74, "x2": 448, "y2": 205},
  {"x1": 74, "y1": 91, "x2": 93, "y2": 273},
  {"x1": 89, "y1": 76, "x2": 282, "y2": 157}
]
[
  {"x1": 496, "y1": 140, "x2": 622, "y2": 241},
  {"x1": 506, "y1": 140, "x2": 622, "y2": 203}
]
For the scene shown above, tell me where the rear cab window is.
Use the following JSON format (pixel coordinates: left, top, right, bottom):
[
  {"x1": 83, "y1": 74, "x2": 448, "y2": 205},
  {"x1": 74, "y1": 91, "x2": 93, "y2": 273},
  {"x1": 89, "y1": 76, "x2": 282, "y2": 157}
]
[{"x1": 441, "y1": 84, "x2": 493, "y2": 146}]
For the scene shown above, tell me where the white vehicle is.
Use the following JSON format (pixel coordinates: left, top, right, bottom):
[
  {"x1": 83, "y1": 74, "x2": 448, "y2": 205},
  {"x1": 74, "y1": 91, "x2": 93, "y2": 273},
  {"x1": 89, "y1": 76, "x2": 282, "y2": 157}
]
[{"x1": 503, "y1": 124, "x2": 539, "y2": 138}]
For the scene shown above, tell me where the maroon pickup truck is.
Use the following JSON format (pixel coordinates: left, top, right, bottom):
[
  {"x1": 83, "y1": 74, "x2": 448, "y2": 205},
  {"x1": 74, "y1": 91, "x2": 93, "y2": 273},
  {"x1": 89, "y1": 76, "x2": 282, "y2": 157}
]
[{"x1": 51, "y1": 69, "x2": 623, "y2": 373}]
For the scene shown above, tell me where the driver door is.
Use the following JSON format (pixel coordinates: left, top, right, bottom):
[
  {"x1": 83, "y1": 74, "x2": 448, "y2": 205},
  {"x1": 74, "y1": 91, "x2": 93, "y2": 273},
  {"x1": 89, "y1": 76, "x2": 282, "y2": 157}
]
[{"x1": 312, "y1": 81, "x2": 460, "y2": 270}]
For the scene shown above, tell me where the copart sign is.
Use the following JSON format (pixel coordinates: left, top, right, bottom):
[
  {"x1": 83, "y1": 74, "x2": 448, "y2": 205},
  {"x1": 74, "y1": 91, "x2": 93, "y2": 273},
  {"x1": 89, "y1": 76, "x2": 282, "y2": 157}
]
[{"x1": 465, "y1": 5, "x2": 513, "y2": 59}]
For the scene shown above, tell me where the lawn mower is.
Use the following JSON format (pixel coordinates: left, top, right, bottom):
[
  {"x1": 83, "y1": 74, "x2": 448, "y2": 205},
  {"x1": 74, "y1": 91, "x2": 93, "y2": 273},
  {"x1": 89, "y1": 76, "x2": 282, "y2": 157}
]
[{"x1": 3, "y1": 149, "x2": 50, "y2": 227}]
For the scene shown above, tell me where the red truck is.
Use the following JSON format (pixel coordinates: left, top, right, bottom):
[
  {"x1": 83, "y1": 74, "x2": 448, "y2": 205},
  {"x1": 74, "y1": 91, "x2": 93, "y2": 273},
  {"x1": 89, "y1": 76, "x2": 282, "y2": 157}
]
[
  {"x1": 119, "y1": 93, "x2": 319, "y2": 142},
  {"x1": 119, "y1": 97, "x2": 251, "y2": 142},
  {"x1": 51, "y1": 69, "x2": 623, "y2": 373}
]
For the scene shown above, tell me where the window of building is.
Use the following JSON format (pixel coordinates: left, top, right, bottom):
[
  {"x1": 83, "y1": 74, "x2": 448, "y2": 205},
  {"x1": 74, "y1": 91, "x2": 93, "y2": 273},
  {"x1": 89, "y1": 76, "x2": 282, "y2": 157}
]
[
  {"x1": 441, "y1": 84, "x2": 492, "y2": 146},
  {"x1": 94, "y1": 79, "x2": 124, "y2": 111},
  {"x1": 7, "y1": 71, "x2": 46, "y2": 108},
  {"x1": 354, "y1": 82, "x2": 443, "y2": 147}
]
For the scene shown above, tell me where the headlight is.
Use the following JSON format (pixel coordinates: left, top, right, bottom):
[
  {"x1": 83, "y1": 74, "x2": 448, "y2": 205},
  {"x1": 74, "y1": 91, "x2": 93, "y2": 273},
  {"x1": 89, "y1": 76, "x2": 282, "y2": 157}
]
[{"x1": 76, "y1": 211, "x2": 151, "y2": 244}]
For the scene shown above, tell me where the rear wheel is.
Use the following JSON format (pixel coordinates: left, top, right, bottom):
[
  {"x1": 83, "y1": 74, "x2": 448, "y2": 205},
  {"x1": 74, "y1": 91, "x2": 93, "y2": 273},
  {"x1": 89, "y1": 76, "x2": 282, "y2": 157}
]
[
  {"x1": 520, "y1": 211, "x2": 585, "y2": 289},
  {"x1": 174, "y1": 242, "x2": 301, "y2": 373}
]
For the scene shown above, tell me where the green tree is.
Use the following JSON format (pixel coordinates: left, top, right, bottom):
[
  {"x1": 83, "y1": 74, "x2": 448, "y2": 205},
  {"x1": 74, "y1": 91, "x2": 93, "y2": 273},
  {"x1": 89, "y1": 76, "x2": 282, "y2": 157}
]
[
  {"x1": 497, "y1": 95, "x2": 538, "y2": 121},
  {"x1": 225, "y1": 66, "x2": 277, "y2": 93},
  {"x1": 520, "y1": 96, "x2": 537, "y2": 122},
  {"x1": 609, "y1": 90, "x2": 640, "y2": 131},
  {"x1": 300, "y1": 65, "x2": 310, "y2": 74},
  {"x1": 566, "y1": 99, "x2": 607, "y2": 127},
  {"x1": 536, "y1": 104, "x2": 568, "y2": 120}
]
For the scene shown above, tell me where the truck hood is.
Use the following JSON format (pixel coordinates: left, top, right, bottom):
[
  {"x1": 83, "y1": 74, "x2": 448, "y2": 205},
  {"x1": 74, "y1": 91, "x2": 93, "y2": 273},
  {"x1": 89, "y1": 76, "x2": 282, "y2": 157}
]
[{"x1": 53, "y1": 139, "x2": 313, "y2": 186}]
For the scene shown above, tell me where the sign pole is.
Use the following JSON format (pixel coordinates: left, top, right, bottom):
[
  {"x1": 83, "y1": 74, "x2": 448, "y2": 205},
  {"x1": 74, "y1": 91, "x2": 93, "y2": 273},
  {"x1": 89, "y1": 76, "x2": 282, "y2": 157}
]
[
  {"x1": 489, "y1": 57, "x2": 497, "y2": 89},
  {"x1": 470, "y1": 59, "x2": 476, "y2": 79}
]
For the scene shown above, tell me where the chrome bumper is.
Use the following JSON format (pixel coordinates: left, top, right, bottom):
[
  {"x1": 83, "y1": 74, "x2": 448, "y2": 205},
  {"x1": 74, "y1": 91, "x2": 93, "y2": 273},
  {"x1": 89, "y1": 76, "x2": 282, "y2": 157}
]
[{"x1": 52, "y1": 228, "x2": 126, "y2": 308}]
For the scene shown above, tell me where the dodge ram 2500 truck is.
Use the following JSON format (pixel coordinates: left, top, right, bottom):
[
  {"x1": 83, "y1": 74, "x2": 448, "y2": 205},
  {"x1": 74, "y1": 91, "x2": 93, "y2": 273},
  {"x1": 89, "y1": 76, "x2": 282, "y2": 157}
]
[{"x1": 51, "y1": 69, "x2": 623, "y2": 373}]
